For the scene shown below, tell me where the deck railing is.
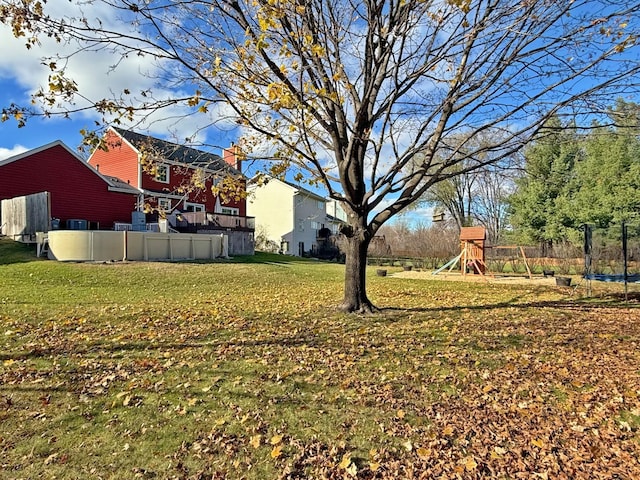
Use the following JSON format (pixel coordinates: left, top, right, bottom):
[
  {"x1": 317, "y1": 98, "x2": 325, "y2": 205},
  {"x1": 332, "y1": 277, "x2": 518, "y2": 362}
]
[{"x1": 181, "y1": 211, "x2": 255, "y2": 230}]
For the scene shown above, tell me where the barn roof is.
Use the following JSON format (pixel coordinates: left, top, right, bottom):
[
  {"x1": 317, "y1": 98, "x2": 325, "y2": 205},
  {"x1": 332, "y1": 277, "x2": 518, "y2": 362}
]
[
  {"x1": 104, "y1": 175, "x2": 142, "y2": 195},
  {"x1": 0, "y1": 141, "x2": 76, "y2": 167},
  {"x1": 111, "y1": 127, "x2": 240, "y2": 175},
  {"x1": 0, "y1": 140, "x2": 140, "y2": 195}
]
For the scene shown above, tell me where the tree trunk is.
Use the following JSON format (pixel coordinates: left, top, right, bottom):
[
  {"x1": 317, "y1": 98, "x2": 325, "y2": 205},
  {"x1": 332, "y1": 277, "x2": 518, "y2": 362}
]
[{"x1": 339, "y1": 229, "x2": 375, "y2": 314}]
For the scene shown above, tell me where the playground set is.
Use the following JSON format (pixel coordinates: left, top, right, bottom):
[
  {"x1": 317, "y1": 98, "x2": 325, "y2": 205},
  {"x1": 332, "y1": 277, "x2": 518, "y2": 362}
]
[
  {"x1": 432, "y1": 226, "x2": 533, "y2": 279},
  {"x1": 432, "y1": 224, "x2": 639, "y2": 298}
]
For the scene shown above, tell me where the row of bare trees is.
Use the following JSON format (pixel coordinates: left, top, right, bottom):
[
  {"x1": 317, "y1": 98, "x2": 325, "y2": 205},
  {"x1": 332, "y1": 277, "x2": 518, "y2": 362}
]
[
  {"x1": 376, "y1": 222, "x2": 460, "y2": 268},
  {"x1": 413, "y1": 136, "x2": 522, "y2": 245},
  {"x1": 376, "y1": 222, "x2": 587, "y2": 275}
]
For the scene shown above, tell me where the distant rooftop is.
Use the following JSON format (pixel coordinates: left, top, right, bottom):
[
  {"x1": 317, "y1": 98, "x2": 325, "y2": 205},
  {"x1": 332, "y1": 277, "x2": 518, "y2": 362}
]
[{"x1": 249, "y1": 174, "x2": 326, "y2": 202}]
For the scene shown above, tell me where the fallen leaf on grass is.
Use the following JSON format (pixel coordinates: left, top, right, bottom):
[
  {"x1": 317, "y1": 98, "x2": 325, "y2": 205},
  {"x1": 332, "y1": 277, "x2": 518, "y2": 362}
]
[
  {"x1": 249, "y1": 434, "x2": 261, "y2": 449},
  {"x1": 338, "y1": 453, "x2": 352, "y2": 469},
  {"x1": 464, "y1": 456, "x2": 478, "y2": 471},
  {"x1": 531, "y1": 438, "x2": 546, "y2": 449},
  {"x1": 270, "y1": 444, "x2": 282, "y2": 458},
  {"x1": 417, "y1": 447, "x2": 431, "y2": 459},
  {"x1": 491, "y1": 446, "x2": 507, "y2": 459}
]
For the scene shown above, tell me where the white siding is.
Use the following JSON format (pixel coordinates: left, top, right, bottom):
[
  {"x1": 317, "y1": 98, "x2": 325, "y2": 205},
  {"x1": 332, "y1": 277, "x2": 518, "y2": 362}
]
[
  {"x1": 247, "y1": 180, "x2": 294, "y2": 253},
  {"x1": 247, "y1": 178, "x2": 327, "y2": 256},
  {"x1": 292, "y1": 193, "x2": 326, "y2": 255},
  {"x1": 326, "y1": 199, "x2": 347, "y2": 222}
]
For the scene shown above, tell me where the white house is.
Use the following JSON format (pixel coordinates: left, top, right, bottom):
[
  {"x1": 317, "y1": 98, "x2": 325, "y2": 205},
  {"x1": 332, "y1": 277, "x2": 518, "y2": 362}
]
[
  {"x1": 325, "y1": 198, "x2": 348, "y2": 234},
  {"x1": 247, "y1": 177, "x2": 329, "y2": 256}
]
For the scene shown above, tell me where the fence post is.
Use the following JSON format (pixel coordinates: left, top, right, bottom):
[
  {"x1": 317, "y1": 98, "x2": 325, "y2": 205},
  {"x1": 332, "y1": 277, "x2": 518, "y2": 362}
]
[
  {"x1": 623, "y1": 222, "x2": 628, "y2": 302},
  {"x1": 582, "y1": 224, "x2": 592, "y2": 297}
]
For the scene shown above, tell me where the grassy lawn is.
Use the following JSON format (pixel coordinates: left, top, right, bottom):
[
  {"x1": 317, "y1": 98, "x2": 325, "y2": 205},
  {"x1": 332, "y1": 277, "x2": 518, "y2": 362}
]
[{"x1": 1, "y1": 237, "x2": 640, "y2": 479}]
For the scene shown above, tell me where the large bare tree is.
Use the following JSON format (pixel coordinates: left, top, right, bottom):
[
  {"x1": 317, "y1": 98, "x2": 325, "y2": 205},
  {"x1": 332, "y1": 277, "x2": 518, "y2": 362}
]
[{"x1": 2, "y1": 0, "x2": 640, "y2": 312}]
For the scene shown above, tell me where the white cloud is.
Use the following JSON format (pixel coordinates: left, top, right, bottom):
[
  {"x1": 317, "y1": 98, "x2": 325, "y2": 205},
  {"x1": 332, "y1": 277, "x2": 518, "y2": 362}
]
[
  {"x1": 0, "y1": 145, "x2": 28, "y2": 161},
  {"x1": 0, "y1": 2, "x2": 237, "y2": 146},
  {"x1": 399, "y1": 204, "x2": 435, "y2": 226}
]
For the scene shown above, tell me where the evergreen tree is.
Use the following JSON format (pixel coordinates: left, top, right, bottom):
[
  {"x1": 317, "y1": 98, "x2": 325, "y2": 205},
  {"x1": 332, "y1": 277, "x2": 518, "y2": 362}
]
[
  {"x1": 508, "y1": 117, "x2": 582, "y2": 251},
  {"x1": 573, "y1": 100, "x2": 640, "y2": 227}
]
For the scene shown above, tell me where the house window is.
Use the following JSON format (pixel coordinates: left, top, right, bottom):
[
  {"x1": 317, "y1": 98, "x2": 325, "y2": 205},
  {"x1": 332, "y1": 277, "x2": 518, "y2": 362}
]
[
  {"x1": 317, "y1": 200, "x2": 324, "y2": 210},
  {"x1": 156, "y1": 164, "x2": 169, "y2": 183},
  {"x1": 158, "y1": 198, "x2": 171, "y2": 212},
  {"x1": 311, "y1": 221, "x2": 321, "y2": 230},
  {"x1": 184, "y1": 202, "x2": 205, "y2": 212},
  {"x1": 221, "y1": 207, "x2": 239, "y2": 216},
  {"x1": 298, "y1": 218, "x2": 305, "y2": 231}
]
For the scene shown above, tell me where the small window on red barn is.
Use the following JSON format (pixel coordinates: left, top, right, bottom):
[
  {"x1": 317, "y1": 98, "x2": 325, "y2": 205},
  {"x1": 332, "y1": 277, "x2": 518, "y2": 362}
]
[
  {"x1": 158, "y1": 198, "x2": 171, "y2": 212},
  {"x1": 156, "y1": 165, "x2": 169, "y2": 183}
]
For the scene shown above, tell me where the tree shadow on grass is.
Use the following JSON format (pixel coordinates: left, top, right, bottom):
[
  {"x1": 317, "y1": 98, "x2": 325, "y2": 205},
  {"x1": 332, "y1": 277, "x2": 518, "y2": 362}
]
[
  {"x1": 190, "y1": 251, "x2": 329, "y2": 265},
  {"x1": 375, "y1": 293, "x2": 640, "y2": 321},
  {"x1": 3, "y1": 292, "x2": 638, "y2": 366},
  {"x1": 0, "y1": 238, "x2": 41, "y2": 265},
  {"x1": 0, "y1": 335, "x2": 320, "y2": 362}
]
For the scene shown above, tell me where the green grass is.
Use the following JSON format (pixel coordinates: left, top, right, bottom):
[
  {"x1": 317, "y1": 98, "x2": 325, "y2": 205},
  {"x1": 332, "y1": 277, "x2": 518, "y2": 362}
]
[
  {"x1": 0, "y1": 237, "x2": 42, "y2": 265},
  {"x1": 1, "y1": 238, "x2": 640, "y2": 478}
]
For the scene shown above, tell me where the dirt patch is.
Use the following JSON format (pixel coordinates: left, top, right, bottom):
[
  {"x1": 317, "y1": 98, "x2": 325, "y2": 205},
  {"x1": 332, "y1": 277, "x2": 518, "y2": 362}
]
[{"x1": 392, "y1": 269, "x2": 566, "y2": 286}]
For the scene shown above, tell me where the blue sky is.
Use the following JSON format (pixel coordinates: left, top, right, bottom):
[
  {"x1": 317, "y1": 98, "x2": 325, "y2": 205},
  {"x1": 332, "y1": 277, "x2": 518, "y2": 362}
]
[
  {"x1": 0, "y1": 76, "x2": 96, "y2": 159},
  {"x1": 0, "y1": 71, "x2": 240, "y2": 161},
  {"x1": 0, "y1": 1, "x2": 241, "y2": 161}
]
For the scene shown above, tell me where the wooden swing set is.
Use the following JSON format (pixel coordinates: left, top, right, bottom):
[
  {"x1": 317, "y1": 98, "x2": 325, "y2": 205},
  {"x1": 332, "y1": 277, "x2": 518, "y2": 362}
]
[{"x1": 432, "y1": 226, "x2": 532, "y2": 279}]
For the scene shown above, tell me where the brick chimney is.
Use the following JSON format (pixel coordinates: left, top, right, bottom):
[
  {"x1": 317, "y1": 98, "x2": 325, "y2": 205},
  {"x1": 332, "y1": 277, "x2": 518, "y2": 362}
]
[{"x1": 223, "y1": 143, "x2": 243, "y2": 172}]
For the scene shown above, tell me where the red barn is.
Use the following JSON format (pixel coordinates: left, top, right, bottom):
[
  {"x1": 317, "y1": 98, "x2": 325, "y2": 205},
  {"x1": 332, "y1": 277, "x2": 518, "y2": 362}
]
[{"x1": 0, "y1": 141, "x2": 140, "y2": 231}]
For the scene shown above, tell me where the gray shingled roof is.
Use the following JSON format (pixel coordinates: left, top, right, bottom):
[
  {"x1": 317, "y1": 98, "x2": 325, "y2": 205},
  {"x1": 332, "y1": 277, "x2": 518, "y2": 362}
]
[
  {"x1": 112, "y1": 127, "x2": 240, "y2": 175},
  {"x1": 105, "y1": 175, "x2": 142, "y2": 194}
]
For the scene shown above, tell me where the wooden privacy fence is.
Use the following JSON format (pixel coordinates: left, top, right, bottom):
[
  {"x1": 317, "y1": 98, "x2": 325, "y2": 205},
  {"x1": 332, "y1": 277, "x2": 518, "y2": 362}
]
[{"x1": 0, "y1": 191, "x2": 50, "y2": 241}]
